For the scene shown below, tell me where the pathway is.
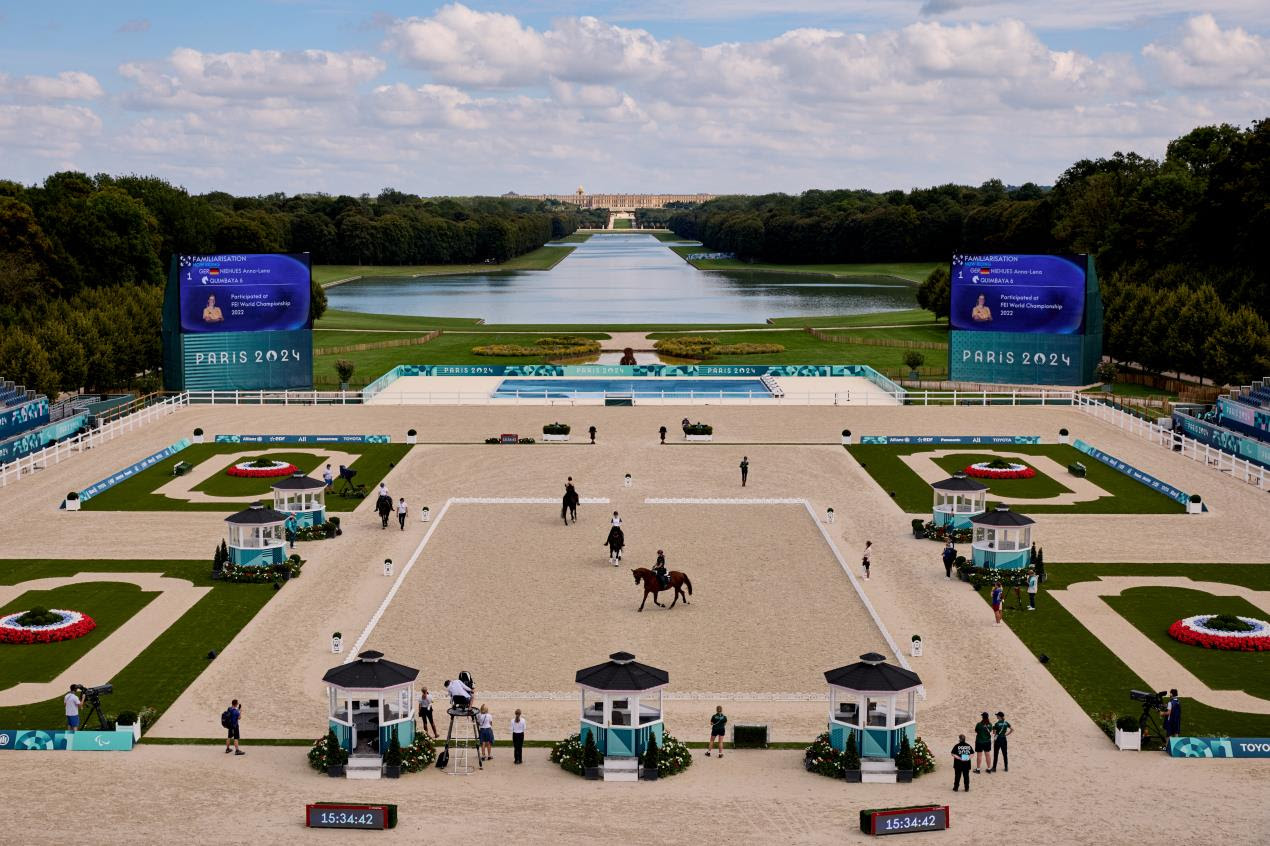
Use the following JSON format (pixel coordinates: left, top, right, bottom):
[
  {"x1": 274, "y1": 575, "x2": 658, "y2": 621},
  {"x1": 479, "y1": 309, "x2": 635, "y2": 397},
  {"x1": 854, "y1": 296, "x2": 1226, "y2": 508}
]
[
  {"x1": 152, "y1": 448, "x2": 358, "y2": 503},
  {"x1": 1050, "y1": 576, "x2": 1270, "y2": 714},
  {"x1": 898, "y1": 449, "x2": 1112, "y2": 505}
]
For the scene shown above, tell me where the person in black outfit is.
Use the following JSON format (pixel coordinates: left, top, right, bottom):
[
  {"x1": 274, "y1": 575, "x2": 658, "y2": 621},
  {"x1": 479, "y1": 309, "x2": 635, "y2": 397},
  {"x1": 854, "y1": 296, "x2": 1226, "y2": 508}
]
[
  {"x1": 989, "y1": 710, "x2": 1012, "y2": 773},
  {"x1": 588, "y1": 425, "x2": 597, "y2": 444},
  {"x1": 562, "y1": 478, "x2": 579, "y2": 525},
  {"x1": 951, "y1": 734, "x2": 974, "y2": 791},
  {"x1": 659, "y1": 426, "x2": 667, "y2": 444},
  {"x1": 942, "y1": 542, "x2": 956, "y2": 579},
  {"x1": 653, "y1": 549, "x2": 669, "y2": 589},
  {"x1": 739, "y1": 456, "x2": 749, "y2": 487}
]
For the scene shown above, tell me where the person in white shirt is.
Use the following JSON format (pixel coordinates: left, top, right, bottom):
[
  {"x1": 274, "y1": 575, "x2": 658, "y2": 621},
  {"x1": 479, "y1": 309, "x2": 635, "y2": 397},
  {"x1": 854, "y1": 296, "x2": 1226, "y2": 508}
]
[
  {"x1": 611, "y1": 511, "x2": 622, "y2": 527},
  {"x1": 477, "y1": 704, "x2": 495, "y2": 762},
  {"x1": 378, "y1": 482, "x2": 388, "y2": 499},
  {"x1": 511, "y1": 709, "x2": 527, "y2": 764},
  {"x1": 445, "y1": 677, "x2": 473, "y2": 709},
  {"x1": 418, "y1": 687, "x2": 438, "y2": 738},
  {"x1": 64, "y1": 685, "x2": 83, "y2": 731},
  {"x1": 1026, "y1": 568, "x2": 1039, "y2": 610},
  {"x1": 862, "y1": 540, "x2": 873, "y2": 580},
  {"x1": 396, "y1": 497, "x2": 408, "y2": 531},
  {"x1": 322, "y1": 464, "x2": 334, "y2": 492}
]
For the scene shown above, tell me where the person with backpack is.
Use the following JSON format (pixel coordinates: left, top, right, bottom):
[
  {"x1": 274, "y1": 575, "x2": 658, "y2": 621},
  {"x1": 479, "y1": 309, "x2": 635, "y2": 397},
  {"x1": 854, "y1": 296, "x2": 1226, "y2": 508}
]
[{"x1": 222, "y1": 699, "x2": 244, "y2": 755}]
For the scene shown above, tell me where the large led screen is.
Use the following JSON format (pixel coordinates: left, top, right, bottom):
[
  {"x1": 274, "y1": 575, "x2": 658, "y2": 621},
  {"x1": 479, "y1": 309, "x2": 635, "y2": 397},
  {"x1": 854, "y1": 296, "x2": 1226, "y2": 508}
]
[
  {"x1": 950, "y1": 254, "x2": 1086, "y2": 335},
  {"x1": 177, "y1": 253, "x2": 310, "y2": 334}
]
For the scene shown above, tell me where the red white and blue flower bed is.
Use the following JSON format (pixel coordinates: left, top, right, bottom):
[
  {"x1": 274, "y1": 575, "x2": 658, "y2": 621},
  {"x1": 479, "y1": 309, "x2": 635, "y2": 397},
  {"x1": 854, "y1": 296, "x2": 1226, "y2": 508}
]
[
  {"x1": 1168, "y1": 615, "x2": 1270, "y2": 652},
  {"x1": 964, "y1": 462, "x2": 1037, "y2": 480},
  {"x1": 227, "y1": 460, "x2": 298, "y2": 479},
  {"x1": 0, "y1": 609, "x2": 97, "y2": 644}
]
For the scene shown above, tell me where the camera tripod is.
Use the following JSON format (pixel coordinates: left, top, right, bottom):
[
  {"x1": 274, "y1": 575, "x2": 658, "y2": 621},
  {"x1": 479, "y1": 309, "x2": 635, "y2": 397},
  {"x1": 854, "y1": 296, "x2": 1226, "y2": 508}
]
[
  {"x1": 1137, "y1": 701, "x2": 1166, "y2": 746},
  {"x1": 80, "y1": 693, "x2": 108, "y2": 731}
]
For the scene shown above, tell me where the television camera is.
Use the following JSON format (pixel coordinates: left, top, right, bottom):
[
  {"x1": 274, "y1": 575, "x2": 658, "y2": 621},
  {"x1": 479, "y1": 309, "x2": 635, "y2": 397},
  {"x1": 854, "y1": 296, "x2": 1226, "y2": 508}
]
[
  {"x1": 71, "y1": 683, "x2": 113, "y2": 730},
  {"x1": 1129, "y1": 689, "x2": 1167, "y2": 744}
]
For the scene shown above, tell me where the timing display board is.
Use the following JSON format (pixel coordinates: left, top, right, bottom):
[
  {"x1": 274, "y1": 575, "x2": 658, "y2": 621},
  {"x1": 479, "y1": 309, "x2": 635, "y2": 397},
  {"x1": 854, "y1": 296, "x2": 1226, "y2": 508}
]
[
  {"x1": 305, "y1": 804, "x2": 389, "y2": 830},
  {"x1": 866, "y1": 805, "x2": 949, "y2": 836},
  {"x1": 951, "y1": 254, "x2": 1086, "y2": 334},
  {"x1": 178, "y1": 253, "x2": 310, "y2": 334}
]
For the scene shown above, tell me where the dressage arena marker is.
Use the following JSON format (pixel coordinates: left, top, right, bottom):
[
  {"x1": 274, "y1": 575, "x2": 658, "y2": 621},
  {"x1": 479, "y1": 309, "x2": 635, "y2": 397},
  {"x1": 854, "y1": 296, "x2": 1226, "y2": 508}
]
[
  {"x1": 644, "y1": 497, "x2": 913, "y2": 673},
  {"x1": 345, "y1": 496, "x2": 611, "y2": 661}
]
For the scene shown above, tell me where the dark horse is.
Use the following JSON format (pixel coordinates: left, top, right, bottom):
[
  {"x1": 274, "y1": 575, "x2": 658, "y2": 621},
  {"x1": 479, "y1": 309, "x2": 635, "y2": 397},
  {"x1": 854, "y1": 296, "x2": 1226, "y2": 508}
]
[
  {"x1": 561, "y1": 484, "x2": 578, "y2": 525},
  {"x1": 631, "y1": 567, "x2": 693, "y2": 611},
  {"x1": 602, "y1": 526, "x2": 625, "y2": 566}
]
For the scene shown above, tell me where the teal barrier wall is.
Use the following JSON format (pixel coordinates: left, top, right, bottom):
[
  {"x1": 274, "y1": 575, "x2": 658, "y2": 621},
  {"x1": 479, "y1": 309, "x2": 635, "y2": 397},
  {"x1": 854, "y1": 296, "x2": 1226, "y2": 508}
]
[
  {"x1": 1072, "y1": 439, "x2": 1195, "y2": 506},
  {"x1": 0, "y1": 413, "x2": 88, "y2": 465},
  {"x1": 1173, "y1": 412, "x2": 1270, "y2": 470},
  {"x1": 0, "y1": 729, "x2": 134, "y2": 751},
  {"x1": 1169, "y1": 737, "x2": 1270, "y2": 758},
  {"x1": 0, "y1": 396, "x2": 49, "y2": 440},
  {"x1": 79, "y1": 439, "x2": 191, "y2": 501}
]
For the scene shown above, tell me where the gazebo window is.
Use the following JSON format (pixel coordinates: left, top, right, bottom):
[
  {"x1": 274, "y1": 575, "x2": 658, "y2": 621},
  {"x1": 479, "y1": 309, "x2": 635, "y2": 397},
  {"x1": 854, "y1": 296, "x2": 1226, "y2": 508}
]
[
  {"x1": 638, "y1": 692, "x2": 662, "y2": 726},
  {"x1": 894, "y1": 691, "x2": 915, "y2": 726},
  {"x1": 330, "y1": 689, "x2": 349, "y2": 723},
  {"x1": 866, "y1": 697, "x2": 887, "y2": 727},
  {"x1": 382, "y1": 688, "x2": 409, "y2": 723},
  {"x1": 582, "y1": 691, "x2": 605, "y2": 725}
]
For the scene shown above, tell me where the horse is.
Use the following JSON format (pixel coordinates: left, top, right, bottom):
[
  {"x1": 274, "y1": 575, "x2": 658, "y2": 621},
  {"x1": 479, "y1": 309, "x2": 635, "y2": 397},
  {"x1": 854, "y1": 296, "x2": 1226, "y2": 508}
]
[
  {"x1": 602, "y1": 526, "x2": 625, "y2": 566},
  {"x1": 561, "y1": 485, "x2": 579, "y2": 525},
  {"x1": 631, "y1": 567, "x2": 693, "y2": 612}
]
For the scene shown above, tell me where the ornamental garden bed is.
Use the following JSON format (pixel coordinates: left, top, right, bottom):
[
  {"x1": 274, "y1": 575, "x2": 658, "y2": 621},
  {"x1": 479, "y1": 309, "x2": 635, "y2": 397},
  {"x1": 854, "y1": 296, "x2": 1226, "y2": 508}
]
[
  {"x1": 548, "y1": 732, "x2": 693, "y2": 778},
  {"x1": 226, "y1": 459, "x2": 299, "y2": 478},
  {"x1": 1168, "y1": 614, "x2": 1270, "y2": 652},
  {"x1": 81, "y1": 443, "x2": 411, "y2": 513},
  {"x1": 0, "y1": 607, "x2": 97, "y2": 644}
]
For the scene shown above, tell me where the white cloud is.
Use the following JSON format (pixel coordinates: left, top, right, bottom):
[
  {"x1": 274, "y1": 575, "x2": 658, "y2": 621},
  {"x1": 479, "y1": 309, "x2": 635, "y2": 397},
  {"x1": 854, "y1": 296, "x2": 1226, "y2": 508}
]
[
  {"x1": 0, "y1": 104, "x2": 101, "y2": 158},
  {"x1": 0, "y1": 71, "x2": 104, "y2": 100},
  {"x1": 384, "y1": 5, "x2": 547, "y2": 87},
  {"x1": 366, "y1": 83, "x2": 489, "y2": 129},
  {"x1": 1143, "y1": 14, "x2": 1269, "y2": 89}
]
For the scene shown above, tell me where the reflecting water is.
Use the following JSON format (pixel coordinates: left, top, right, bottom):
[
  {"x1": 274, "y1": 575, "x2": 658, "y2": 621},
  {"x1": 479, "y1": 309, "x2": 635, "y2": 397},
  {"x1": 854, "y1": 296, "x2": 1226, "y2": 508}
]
[{"x1": 326, "y1": 233, "x2": 916, "y2": 323}]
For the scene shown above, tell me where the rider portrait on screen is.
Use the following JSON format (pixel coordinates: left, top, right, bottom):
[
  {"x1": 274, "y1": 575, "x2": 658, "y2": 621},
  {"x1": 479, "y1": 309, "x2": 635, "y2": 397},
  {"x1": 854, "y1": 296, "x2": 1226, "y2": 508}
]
[
  {"x1": 202, "y1": 293, "x2": 224, "y2": 324},
  {"x1": 970, "y1": 293, "x2": 992, "y2": 323}
]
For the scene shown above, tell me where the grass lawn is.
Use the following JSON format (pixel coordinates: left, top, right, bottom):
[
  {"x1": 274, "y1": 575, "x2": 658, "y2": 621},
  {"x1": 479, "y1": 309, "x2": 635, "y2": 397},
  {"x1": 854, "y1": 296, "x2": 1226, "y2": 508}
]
[
  {"x1": 551, "y1": 232, "x2": 592, "y2": 243},
  {"x1": 1082, "y1": 382, "x2": 1178, "y2": 401},
  {"x1": 313, "y1": 246, "x2": 573, "y2": 286},
  {"x1": 613, "y1": 218, "x2": 633, "y2": 229},
  {"x1": 983, "y1": 562, "x2": 1270, "y2": 737},
  {"x1": 930, "y1": 453, "x2": 1072, "y2": 499},
  {"x1": 767, "y1": 309, "x2": 944, "y2": 328},
  {"x1": 846, "y1": 444, "x2": 1186, "y2": 514},
  {"x1": 0, "y1": 559, "x2": 276, "y2": 729},
  {"x1": 647, "y1": 329, "x2": 947, "y2": 373},
  {"x1": 82, "y1": 443, "x2": 411, "y2": 512},
  {"x1": 1105, "y1": 587, "x2": 1270, "y2": 701},
  {"x1": 0, "y1": 583, "x2": 157, "y2": 684},
  {"x1": 191, "y1": 452, "x2": 325, "y2": 497},
  {"x1": 668, "y1": 249, "x2": 937, "y2": 283},
  {"x1": 311, "y1": 329, "x2": 436, "y2": 351}
]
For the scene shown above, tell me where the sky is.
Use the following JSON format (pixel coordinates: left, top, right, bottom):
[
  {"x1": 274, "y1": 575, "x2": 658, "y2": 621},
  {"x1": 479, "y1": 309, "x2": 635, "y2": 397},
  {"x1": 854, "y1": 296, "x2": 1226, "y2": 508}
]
[{"x1": 0, "y1": 1, "x2": 1268, "y2": 196}]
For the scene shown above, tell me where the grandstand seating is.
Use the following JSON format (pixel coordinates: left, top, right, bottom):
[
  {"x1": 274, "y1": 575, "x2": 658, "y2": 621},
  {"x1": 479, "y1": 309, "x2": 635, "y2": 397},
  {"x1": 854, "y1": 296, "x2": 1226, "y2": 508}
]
[{"x1": 0, "y1": 380, "x2": 36, "y2": 407}]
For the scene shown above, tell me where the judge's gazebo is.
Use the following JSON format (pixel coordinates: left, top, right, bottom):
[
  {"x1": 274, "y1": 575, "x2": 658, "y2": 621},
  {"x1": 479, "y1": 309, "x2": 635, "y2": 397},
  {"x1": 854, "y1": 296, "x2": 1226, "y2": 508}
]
[
  {"x1": 969, "y1": 505, "x2": 1035, "y2": 570},
  {"x1": 930, "y1": 473, "x2": 988, "y2": 528},
  {"x1": 271, "y1": 472, "x2": 327, "y2": 528},
  {"x1": 224, "y1": 502, "x2": 288, "y2": 567},
  {"x1": 322, "y1": 650, "x2": 418, "y2": 779},
  {"x1": 577, "y1": 651, "x2": 667, "y2": 782},
  {"x1": 825, "y1": 652, "x2": 923, "y2": 783}
]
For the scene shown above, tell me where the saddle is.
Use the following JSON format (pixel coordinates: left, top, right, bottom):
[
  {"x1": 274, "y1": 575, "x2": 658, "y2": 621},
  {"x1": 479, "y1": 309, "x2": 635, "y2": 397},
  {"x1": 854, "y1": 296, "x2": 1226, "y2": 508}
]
[{"x1": 654, "y1": 569, "x2": 670, "y2": 589}]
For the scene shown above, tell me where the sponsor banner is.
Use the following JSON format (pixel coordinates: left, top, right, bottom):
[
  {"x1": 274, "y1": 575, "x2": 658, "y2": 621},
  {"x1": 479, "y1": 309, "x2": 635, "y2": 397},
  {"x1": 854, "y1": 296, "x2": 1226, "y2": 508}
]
[
  {"x1": 1072, "y1": 439, "x2": 1191, "y2": 505},
  {"x1": 1169, "y1": 737, "x2": 1270, "y2": 758},
  {"x1": 78, "y1": 439, "x2": 191, "y2": 502},
  {"x1": 181, "y1": 329, "x2": 313, "y2": 391},
  {"x1": 0, "y1": 396, "x2": 50, "y2": 441},
  {"x1": 0, "y1": 413, "x2": 88, "y2": 465},
  {"x1": 1216, "y1": 397, "x2": 1270, "y2": 436},
  {"x1": 214, "y1": 435, "x2": 390, "y2": 444},
  {"x1": 859, "y1": 436, "x2": 1040, "y2": 445},
  {"x1": 1172, "y1": 413, "x2": 1270, "y2": 470},
  {"x1": 399, "y1": 364, "x2": 863, "y2": 377},
  {"x1": 0, "y1": 729, "x2": 133, "y2": 751}
]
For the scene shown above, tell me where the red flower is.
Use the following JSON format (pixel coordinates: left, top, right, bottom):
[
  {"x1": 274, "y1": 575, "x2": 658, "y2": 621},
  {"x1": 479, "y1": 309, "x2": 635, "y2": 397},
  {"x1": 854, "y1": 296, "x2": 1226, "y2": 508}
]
[
  {"x1": 226, "y1": 462, "x2": 298, "y2": 479},
  {"x1": 0, "y1": 613, "x2": 96, "y2": 644},
  {"x1": 964, "y1": 464, "x2": 1037, "y2": 479},
  {"x1": 1168, "y1": 619, "x2": 1270, "y2": 652}
]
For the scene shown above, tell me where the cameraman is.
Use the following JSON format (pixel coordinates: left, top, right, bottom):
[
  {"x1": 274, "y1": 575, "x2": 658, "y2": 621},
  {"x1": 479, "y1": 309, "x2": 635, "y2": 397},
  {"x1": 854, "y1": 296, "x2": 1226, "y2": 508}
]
[
  {"x1": 1164, "y1": 689, "x2": 1181, "y2": 739},
  {"x1": 64, "y1": 685, "x2": 83, "y2": 732}
]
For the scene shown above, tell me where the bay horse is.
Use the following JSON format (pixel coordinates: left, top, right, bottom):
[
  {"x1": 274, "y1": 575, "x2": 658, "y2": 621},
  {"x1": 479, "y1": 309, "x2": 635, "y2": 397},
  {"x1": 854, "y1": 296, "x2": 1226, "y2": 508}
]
[
  {"x1": 602, "y1": 526, "x2": 625, "y2": 566},
  {"x1": 631, "y1": 567, "x2": 693, "y2": 611}
]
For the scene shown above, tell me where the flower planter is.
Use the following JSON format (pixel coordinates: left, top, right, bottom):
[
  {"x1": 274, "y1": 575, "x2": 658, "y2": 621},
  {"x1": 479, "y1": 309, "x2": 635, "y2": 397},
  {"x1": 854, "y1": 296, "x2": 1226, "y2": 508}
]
[
  {"x1": 584, "y1": 766, "x2": 603, "y2": 780},
  {"x1": 542, "y1": 434, "x2": 570, "y2": 442},
  {"x1": 844, "y1": 769, "x2": 862, "y2": 783},
  {"x1": 1186, "y1": 500, "x2": 1202, "y2": 515},
  {"x1": 406, "y1": 433, "x2": 417, "y2": 445},
  {"x1": 685, "y1": 434, "x2": 713, "y2": 442},
  {"x1": 193, "y1": 434, "x2": 205, "y2": 444},
  {"x1": 641, "y1": 768, "x2": 659, "y2": 781},
  {"x1": 383, "y1": 764, "x2": 401, "y2": 779},
  {"x1": 63, "y1": 498, "x2": 81, "y2": 512},
  {"x1": 331, "y1": 636, "x2": 342, "y2": 654},
  {"x1": 896, "y1": 769, "x2": 913, "y2": 783},
  {"x1": 326, "y1": 765, "x2": 346, "y2": 778},
  {"x1": 1114, "y1": 728, "x2": 1142, "y2": 751}
]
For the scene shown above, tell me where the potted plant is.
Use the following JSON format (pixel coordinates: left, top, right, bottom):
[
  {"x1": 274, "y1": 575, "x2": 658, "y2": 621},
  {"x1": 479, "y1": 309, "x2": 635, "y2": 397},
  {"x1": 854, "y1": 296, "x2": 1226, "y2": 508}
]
[
  {"x1": 684, "y1": 422, "x2": 713, "y2": 441},
  {"x1": 331, "y1": 632, "x2": 342, "y2": 654},
  {"x1": 911, "y1": 518, "x2": 926, "y2": 538},
  {"x1": 1187, "y1": 493, "x2": 1203, "y2": 515},
  {"x1": 324, "y1": 728, "x2": 348, "y2": 777},
  {"x1": 1095, "y1": 360, "x2": 1118, "y2": 392},
  {"x1": 903, "y1": 351, "x2": 925, "y2": 380},
  {"x1": 841, "y1": 428, "x2": 852, "y2": 445},
  {"x1": 192, "y1": 427, "x2": 205, "y2": 444},
  {"x1": 1058, "y1": 427, "x2": 1069, "y2": 445},
  {"x1": 335, "y1": 359, "x2": 356, "y2": 391},
  {"x1": 641, "y1": 735, "x2": 660, "y2": 780},
  {"x1": 1114, "y1": 715, "x2": 1142, "y2": 751},
  {"x1": 582, "y1": 731, "x2": 603, "y2": 780},
  {"x1": 63, "y1": 491, "x2": 81, "y2": 512},
  {"x1": 842, "y1": 731, "x2": 862, "y2": 783},
  {"x1": 383, "y1": 729, "x2": 403, "y2": 778},
  {"x1": 910, "y1": 634, "x2": 923, "y2": 657},
  {"x1": 894, "y1": 734, "x2": 914, "y2": 783},
  {"x1": 542, "y1": 422, "x2": 571, "y2": 442},
  {"x1": 116, "y1": 710, "x2": 142, "y2": 741},
  {"x1": 406, "y1": 428, "x2": 418, "y2": 445}
]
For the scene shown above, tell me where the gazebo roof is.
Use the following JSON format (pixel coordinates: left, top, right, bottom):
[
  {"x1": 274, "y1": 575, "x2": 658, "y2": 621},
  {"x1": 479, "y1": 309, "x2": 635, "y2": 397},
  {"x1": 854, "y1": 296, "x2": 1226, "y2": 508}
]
[
  {"x1": 271, "y1": 472, "x2": 326, "y2": 491},
  {"x1": 322, "y1": 650, "x2": 419, "y2": 689},
  {"x1": 824, "y1": 652, "x2": 922, "y2": 692},
  {"x1": 931, "y1": 473, "x2": 989, "y2": 493},
  {"x1": 970, "y1": 506, "x2": 1036, "y2": 528},
  {"x1": 575, "y1": 651, "x2": 669, "y2": 691},
  {"x1": 225, "y1": 501, "x2": 288, "y2": 525}
]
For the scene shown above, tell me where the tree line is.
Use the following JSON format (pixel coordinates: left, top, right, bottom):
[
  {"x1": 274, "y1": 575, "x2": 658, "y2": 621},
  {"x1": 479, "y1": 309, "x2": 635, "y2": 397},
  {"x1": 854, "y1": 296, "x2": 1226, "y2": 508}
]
[
  {"x1": 676, "y1": 120, "x2": 1270, "y2": 384},
  {"x1": 0, "y1": 175, "x2": 599, "y2": 398}
]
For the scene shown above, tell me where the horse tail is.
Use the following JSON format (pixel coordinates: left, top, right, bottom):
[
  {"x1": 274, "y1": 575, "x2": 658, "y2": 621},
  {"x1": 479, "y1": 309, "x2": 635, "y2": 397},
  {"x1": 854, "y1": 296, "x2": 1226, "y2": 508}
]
[{"x1": 683, "y1": 574, "x2": 693, "y2": 595}]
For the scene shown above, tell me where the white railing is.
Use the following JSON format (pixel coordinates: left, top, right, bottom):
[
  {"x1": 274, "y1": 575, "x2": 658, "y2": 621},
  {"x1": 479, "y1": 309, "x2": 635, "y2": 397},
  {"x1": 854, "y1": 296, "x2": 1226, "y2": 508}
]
[
  {"x1": 0, "y1": 393, "x2": 189, "y2": 488},
  {"x1": 185, "y1": 390, "x2": 363, "y2": 405},
  {"x1": 1074, "y1": 394, "x2": 1267, "y2": 487}
]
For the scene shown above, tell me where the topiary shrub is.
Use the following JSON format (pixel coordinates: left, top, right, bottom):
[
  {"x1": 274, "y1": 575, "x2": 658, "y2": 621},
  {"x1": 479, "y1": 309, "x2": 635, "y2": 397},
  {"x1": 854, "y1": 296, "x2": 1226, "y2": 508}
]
[
  {"x1": 1116, "y1": 714, "x2": 1141, "y2": 732},
  {"x1": 894, "y1": 733, "x2": 914, "y2": 772},
  {"x1": 543, "y1": 422, "x2": 571, "y2": 435},
  {"x1": 642, "y1": 735, "x2": 659, "y2": 773},
  {"x1": 1203, "y1": 614, "x2": 1254, "y2": 632},
  {"x1": 683, "y1": 422, "x2": 713, "y2": 436},
  {"x1": 115, "y1": 710, "x2": 138, "y2": 727},
  {"x1": 384, "y1": 728, "x2": 403, "y2": 769},
  {"x1": 16, "y1": 607, "x2": 62, "y2": 627},
  {"x1": 308, "y1": 728, "x2": 348, "y2": 771},
  {"x1": 582, "y1": 731, "x2": 602, "y2": 772},
  {"x1": 843, "y1": 730, "x2": 860, "y2": 771}
]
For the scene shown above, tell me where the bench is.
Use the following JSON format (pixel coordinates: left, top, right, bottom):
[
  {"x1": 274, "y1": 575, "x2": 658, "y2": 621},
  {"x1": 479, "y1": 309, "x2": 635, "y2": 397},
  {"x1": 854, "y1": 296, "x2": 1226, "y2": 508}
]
[
  {"x1": 173, "y1": 461, "x2": 193, "y2": 476},
  {"x1": 1068, "y1": 461, "x2": 1086, "y2": 478}
]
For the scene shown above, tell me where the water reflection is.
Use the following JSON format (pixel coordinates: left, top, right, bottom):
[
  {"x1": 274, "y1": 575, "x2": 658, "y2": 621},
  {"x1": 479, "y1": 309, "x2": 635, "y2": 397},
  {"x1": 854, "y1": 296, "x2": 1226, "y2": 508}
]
[{"x1": 326, "y1": 233, "x2": 916, "y2": 324}]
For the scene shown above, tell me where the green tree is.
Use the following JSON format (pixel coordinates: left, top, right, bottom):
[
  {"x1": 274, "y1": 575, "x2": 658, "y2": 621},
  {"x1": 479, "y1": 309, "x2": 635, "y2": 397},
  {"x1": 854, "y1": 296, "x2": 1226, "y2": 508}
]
[
  {"x1": 1206, "y1": 306, "x2": 1270, "y2": 385},
  {"x1": 916, "y1": 266, "x2": 950, "y2": 322},
  {"x1": 0, "y1": 327, "x2": 60, "y2": 398},
  {"x1": 1166, "y1": 284, "x2": 1226, "y2": 382},
  {"x1": 35, "y1": 321, "x2": 87, "y2": 393}
]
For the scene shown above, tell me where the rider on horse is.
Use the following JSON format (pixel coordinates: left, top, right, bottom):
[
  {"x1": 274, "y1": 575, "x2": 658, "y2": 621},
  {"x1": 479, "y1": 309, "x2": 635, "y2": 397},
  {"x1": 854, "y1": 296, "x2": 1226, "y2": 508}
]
[{"x1": 653, "y1": 549, "x2": 669, "y2": 589}]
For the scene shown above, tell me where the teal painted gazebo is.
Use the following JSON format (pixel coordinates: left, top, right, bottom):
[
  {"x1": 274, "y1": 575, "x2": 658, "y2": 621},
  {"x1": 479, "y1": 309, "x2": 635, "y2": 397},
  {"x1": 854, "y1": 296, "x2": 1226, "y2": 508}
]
[
  {"x1": 825, "y1": 653, "x2": 922, "y2": 759},
  {"x1": 271, "y1": 473, "x2": 327, "y2": 528},
  {"x1": 970, "y1": 506, "x2": 1035, "y2": 570},
  {"x1": 577, "y1": 651, "x2": 666, "y2": 760},
  {"x1": 930, "y1": 473, "x2": 988, "y2": 529},
  {"x1": 322, "y1": 650, "x2": 417, "y2": 760},
  {"x1": 224, "y1": 502, "x2": 288, "y2": 567}
]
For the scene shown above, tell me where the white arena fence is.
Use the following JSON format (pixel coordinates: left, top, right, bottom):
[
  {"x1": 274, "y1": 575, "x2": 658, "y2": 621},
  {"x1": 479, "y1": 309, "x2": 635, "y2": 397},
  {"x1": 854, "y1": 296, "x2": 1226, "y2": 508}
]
[{"x1": 0, "y1": 393, "x2": 188, "y2": 488}]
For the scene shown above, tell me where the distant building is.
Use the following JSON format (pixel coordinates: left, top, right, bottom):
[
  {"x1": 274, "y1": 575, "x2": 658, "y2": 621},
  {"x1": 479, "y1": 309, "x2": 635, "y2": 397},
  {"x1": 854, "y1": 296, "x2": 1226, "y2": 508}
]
[{"x1": 511, "y1": 188, "x2": 715, "y2": 210}]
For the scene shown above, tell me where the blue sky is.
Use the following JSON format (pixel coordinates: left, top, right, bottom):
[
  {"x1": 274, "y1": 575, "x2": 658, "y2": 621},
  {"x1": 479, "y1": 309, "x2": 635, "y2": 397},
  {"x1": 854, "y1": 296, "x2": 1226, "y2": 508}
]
[{"x1": 1, "y1": 2, "x2": 1267, "y2": 195}]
